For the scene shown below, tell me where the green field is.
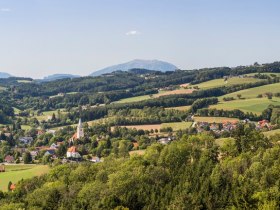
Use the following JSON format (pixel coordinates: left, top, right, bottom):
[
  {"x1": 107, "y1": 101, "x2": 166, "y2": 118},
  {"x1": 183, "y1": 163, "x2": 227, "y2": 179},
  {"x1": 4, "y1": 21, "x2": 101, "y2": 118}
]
[
  {"x1": 0, "y1": 165, "x2": 50, "y2": 192},
  {"x1": 221, "y1": 83, "x2": 280, "y2": 99},
  {"x1": 161, "y1": 122, "x2": 193, "y2": 130},
  {"x1": 210, "y1": 98, "x2": 280, "y2": 114},
  {"x1": 21, "y1": 125, "x2": 31, "y2": 130},
  {"x1": 245, "y1": 72, "x2": 280, "y2": 77},
  {"x1": 215, "y1": 137, "x2": 235, "y2": 147},
  {"x1": 13, "y1": 107, "x2": 21, "y2": 115},
  {"x1": 116, "y1": 95, "x2": 152, "y2": 103},
  {"x1": 165, "y1": 105, "x2": 191, "y2": 111},
  {"x1": 190, "y1": 77, "x2": 261, "y2": 90},
  {"x1": 263, "y1": 129, "x2": 280, "y2": 137},
  {"x1": 35, "y1": 109, "x2": 67, "y2": 122},
  {"x1": 17, "y1": 80, "x2": 32, "y2": 83}
]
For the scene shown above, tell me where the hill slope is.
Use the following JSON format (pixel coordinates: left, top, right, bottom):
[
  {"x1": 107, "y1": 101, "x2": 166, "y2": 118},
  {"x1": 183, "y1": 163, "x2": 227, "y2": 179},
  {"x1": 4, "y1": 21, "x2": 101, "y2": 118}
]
[
  {"x1": 0, "y1": 72, "x2": 12, "y2": 78},
  {"x1": 90, "y1": 59, "x2": 178, "y2": 76},
  {"x1": 41, "y1": 74, "x2": 80, "y2": 82}
]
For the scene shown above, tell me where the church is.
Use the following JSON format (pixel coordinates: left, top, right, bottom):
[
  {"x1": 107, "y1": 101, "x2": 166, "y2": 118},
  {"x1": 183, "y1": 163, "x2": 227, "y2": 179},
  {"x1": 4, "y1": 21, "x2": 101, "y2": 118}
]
[{"x1": 69, "y1": 119, "x2": 84, "y2": 143}]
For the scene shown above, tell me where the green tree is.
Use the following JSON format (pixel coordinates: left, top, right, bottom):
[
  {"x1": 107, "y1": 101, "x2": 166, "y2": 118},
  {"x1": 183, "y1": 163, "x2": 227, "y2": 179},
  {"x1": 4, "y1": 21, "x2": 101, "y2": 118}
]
[{"x1": 23, "y1": 151, "x2": 32, "y2": 164}]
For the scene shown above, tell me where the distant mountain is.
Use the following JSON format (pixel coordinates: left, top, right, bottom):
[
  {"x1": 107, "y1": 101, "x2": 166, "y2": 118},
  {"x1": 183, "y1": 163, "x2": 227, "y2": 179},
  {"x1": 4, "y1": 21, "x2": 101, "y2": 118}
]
[
  {"x1": 0, "y1": 72, "x2": 12, "y2": 78},
  {"x1": 41, "y1": 74, "x2": 80, "y2": 82},
  {"x1": 90, "y1": 59, "x2": 178, "y2": 76}
]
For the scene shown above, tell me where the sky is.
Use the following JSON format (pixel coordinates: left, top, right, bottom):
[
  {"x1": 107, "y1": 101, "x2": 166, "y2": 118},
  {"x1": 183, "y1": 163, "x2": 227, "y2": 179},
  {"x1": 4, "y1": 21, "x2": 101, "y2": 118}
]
[{"x1": 1, "y1": 0, "x2": 280, "y2": 78}]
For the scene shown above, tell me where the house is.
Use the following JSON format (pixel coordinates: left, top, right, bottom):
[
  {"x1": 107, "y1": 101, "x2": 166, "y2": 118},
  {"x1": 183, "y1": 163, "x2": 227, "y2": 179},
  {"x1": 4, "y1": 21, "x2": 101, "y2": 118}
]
[
  {"x1": 90, "y1": 156, "x2": 101, "y2": 163},
  {"x1": 10, "y1": 183, "x2": 16, "y2": 191},
  {"x1": 158, "y1": 137, "x2": 172, "y2": 145},
  {"x1": 0, "y1": 164, "x2": 5, "y2": 172},
  {"x1": 66, "y1": 146, "x2": 81, "y2": 159},
  {"x1": 4, "y1": 133, "x2": 11, "y2": 138},
  {"x1": 30, "y1": 151, "x2": 38, "y2": 160},
  {"x1": 37, "y1": 130, "x2": 45, "y2": 136},
  {"x1": 46, "y1": 129, "x2": 56, "y2": 135},
  {"x1": 132, "y1": 142, "x2": 139, "y2": 149},
  {"x1": 18, "y1": 137, "x2": 33, "y2": 145},
  {"x1": 44, "y1": 149, "x2": 56, "y2": 156},
  {"x1": 4, "y1": 155, "x2": 14, "y2": 163},
  {"x1": 50, "y1": 143, "x2": 58, "y2": 149}
]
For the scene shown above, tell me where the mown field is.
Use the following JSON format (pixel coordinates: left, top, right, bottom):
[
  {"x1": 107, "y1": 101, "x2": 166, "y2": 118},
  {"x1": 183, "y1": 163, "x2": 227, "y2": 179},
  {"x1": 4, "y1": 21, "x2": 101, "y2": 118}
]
[
  {"x1": 193, "y1": 116, "x2": 239, "y2": 123},
  {"x1": 189, "y1": 77, "x2": 261, "y2": 90},
  {"x1": 263, "y1": 129, "x2": 280, "y2": 137},
  {"x1": 210, "y1": 98, "x2": 280, "y2": 114},
  {"x1": 221, "y1": 83, "x2": 280, "y2": 99},
  {"x1": 113, "y1": 121, "x2": 193, "y2": 131},
  {"x1": 35, "y1": 109, "x2": 68, "y2": 122},
  {"x1": 165, "y1": 105, "x2": 191, "y2": 111},
  {"x1": 0, "y1": 165, "x2": 50, "y2": 192},
  {"x1": 115, "y1": 89, "x2": 193, "y2": 104}
]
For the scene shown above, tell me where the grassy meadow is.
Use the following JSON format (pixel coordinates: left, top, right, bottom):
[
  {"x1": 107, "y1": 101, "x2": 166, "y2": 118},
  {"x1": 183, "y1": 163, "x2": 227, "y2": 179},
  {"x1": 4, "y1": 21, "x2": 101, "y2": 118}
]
[
  {"x1": 263, "y1": 129, "x2": 280, "y2": 137},
  {"x1": 210, "y1": 98, "x2": 280, "y2": 114},
  {"x1": 190, "y1": 77, "x2": 261, "y2": 90},
  {"x1": 221, "y1": 83, "x2": 280, "y2": 99},
  {"x1": 0, "y1": 165, "x2": 50, "y2": 192}
]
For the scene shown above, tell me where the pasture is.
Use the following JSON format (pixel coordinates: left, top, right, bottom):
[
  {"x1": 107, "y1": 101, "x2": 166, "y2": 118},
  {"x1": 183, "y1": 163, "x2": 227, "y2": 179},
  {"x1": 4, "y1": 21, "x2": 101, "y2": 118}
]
[
  {"x1": 112, "y1": 121, "x2": 193, "y2": 132},
  {"x1": 0, "y1": 164, "x2": 50, "y2": 192},
  {"x1": 116, "y1": 89, "x2": 194, "y2": 104},
  {"x1": 263, "y1": 129, "x2": 280, "y2": 137},
  {"x1": 165, "y1": 105, "x2": 191, "y2": 111},
  {"x1": 221, "y1": 83, "x2": 280, "y2": 99},
  {"x1": 210, "y1": 98, "x2": 280, "y2": 114},
  {"x1": 190, "y1": 77, "x2": 261, "y2": 90}
]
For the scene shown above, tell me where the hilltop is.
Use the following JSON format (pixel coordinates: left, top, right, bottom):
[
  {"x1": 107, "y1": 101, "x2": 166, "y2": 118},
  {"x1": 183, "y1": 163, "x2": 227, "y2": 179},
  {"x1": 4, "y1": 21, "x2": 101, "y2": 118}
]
[{"x1": 90, "y1": 59, "x2": 178, "y2": 76}]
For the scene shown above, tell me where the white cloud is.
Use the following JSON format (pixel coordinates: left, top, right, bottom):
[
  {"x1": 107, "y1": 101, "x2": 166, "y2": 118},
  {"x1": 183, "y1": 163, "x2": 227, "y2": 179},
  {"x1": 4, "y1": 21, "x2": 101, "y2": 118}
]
[
  {"x1": 126, "y1": 30, "x2": 141, "y2": 36},
  {"x1": 0, "y1": 8, "x2": 11, "y2": 12}
]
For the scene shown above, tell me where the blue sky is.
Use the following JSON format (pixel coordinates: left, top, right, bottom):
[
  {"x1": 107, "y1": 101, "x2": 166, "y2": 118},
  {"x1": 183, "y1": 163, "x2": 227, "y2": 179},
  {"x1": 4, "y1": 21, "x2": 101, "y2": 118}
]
[{"x1": 1, "y1": 0, "x2": 280, "y2": 78}]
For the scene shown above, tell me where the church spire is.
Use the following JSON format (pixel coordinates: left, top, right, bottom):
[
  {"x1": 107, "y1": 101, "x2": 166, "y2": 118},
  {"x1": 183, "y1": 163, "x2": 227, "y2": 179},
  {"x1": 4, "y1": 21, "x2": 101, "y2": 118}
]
[{"x1": 77, "y1": 118, "x2": 84, "y2": 139}]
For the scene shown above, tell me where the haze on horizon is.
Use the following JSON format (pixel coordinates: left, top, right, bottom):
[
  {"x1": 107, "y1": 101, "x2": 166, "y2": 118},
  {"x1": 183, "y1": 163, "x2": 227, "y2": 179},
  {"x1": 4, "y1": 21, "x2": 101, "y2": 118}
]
[{"x1": 0, "y1": 0, "x2": 280, "y2": 78}]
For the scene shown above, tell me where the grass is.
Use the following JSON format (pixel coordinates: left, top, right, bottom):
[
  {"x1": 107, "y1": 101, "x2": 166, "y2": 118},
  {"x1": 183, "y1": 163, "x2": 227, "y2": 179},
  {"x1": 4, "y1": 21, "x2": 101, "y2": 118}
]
[
  {"x1": 35, "y1": 109, "x2": 67, "y2": 122},
  {"x1": 21, "y1": 125, "x2": 31, "y2": 130},
  {"x1": 129, "y1": 150, "x2": 146, "y2": 156},
  {"x1": 13, "y1": 107, "x2": 21, "y2": 114},
  {"x1": 263, "y1": 129, "x2": 280, "y2": 137},
  {"x1": 245, "y1": 73, "x2": 280, "y2": 77},
  {"x1": 215, "y1": 138, "x2": 235, "y2": 147},
  {"x1": 115, "y1": 89, "x2": 193, "y2": 104},
  {"x1": 17, "y1": 80, "x2": 32, "y2": 83},
  {"x1": 190, "y1": 77, "x2": 261, "y2": 90},
  {"x1": 161, "y1": 122, "x2": 193, "y2": 130},
  {"x1": 210, "y1": 98, "x2": 280, "y2": 115},
  {"x1": 0, "y1": 86, "x2": 6, "y2": 91},
  {"x1": 0, "y1": 164, "x2": 50, "y2": 192},
  {"x1": 116, "y1": 95, "x2": 152, "y2": 103},
  {"x1": 221, "y1": 83, "x2": 280, "y2": 99},
  {"x1": 165, "y1": 105, "x2": 191, "y2": 111},
  {"x1": 193, "y1": 116, "x2": 239, "y2": 123}
]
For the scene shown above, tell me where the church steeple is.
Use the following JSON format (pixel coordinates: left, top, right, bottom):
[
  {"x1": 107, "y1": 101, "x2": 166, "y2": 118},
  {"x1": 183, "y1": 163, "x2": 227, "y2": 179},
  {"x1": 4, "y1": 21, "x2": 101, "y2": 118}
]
[{"x1": 77, "y1": 118, "x2": 84, "y2": 139}]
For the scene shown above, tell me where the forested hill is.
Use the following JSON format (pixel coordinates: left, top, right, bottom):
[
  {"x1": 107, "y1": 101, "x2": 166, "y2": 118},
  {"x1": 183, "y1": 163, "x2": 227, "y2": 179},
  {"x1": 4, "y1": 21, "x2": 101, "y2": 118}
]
[
  {"x1": 1, "y1": 127, "x2": 280, "y2": 209},
  {"x1": 5, "y1": 61, "x2": 280, "y2": 97}
]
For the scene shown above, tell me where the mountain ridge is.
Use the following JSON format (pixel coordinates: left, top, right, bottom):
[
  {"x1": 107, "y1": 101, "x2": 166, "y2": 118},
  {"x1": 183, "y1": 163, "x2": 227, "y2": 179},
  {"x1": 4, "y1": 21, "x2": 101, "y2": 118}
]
[{"x1": 90, "y1": 59, "x2": 178, "y2": 76}]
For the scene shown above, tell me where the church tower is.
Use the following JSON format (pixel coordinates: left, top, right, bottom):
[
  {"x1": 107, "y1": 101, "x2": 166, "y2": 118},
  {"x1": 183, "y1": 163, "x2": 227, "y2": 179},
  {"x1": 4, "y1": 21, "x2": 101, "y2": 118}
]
[{"x1": 77, "y1": 118, "x2": 84, "y2": 139}]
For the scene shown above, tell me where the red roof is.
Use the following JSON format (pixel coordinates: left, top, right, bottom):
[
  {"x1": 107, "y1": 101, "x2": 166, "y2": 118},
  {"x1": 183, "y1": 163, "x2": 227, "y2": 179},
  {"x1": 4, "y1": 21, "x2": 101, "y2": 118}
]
[
  {"x1": 10, "y1": 184, "x2": 16, "y2": 191},
  {"x1": 67, "y1": 146, "x2": 77, "y2": 153}
]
